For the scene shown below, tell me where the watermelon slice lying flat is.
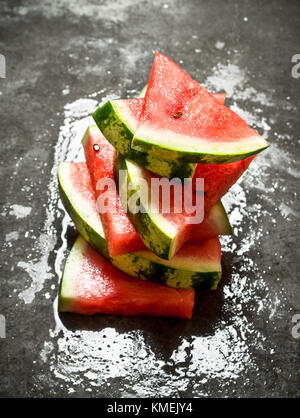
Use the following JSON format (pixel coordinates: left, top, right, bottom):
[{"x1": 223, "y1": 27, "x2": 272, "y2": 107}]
[
  {"x1": 131, "y1": 52, "x2": 269, "y2": 164},
  {"x1": 93, "y1": 91, "x2": 226, "y2": 179},
  {"x1": 58, "y1": 161, "x2": 223, "y2": 289},
  {"x1": 59, "y1": 236, "x2": 195, "y2": 318},
  {"x1": 83, "y1": 126, "x2": 231, "y2": 259}
]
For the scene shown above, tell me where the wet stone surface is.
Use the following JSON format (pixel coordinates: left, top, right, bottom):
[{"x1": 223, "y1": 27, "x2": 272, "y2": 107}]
[{"x1": 0, "y1": 0, "x2": 299, "y2": 397}]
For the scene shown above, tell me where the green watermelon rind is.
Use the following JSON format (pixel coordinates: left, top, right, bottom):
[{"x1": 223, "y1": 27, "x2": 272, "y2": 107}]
[
  {"x1": 202, "y1": 202, "x2": 232, "y2": 236},
  {"x1": 58, "y1": 236, "x2": 86, "y2": 312},
  {"x1": 131, "y1": 128, "x2": 269, "y2": 164},
  {"x1": 58, "y1": 162, "x2": 222, "y2": 290},
  {"x1": 92, "y1": 101, "x2": 197, "y2": 179},
  {"x1": 114, "y1": 152, "x2": 187, "y2": 260}
]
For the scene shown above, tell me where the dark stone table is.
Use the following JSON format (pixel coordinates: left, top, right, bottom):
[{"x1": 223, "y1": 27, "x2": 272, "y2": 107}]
[{"x1": 0, "y1": 0, "x2": 299, "y2": 398}]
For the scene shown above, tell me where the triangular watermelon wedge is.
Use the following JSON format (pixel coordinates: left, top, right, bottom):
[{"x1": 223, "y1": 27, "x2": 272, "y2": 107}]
[
  {"x1": 93, "y1": 91, "x2": 226, "y2": 179},
  {"x1": 132, "y1": 52, "x2": 269, "y2": 164},
  {"x1": 82, "y1": 126, "x2": 144, "y2": 257}
]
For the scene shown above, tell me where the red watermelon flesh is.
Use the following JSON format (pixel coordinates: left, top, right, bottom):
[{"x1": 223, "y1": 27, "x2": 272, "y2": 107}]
[
  {"x1": 83, "y1": 126, "x2": 144, "y2": 257},
  {"x1": 119, "y1": 91, "x2": 254, "y2": 214},
  {"x1": 188, "y1": 206, "x2": 230, "y2": 243},
  {"x1": 192, "y1": 156, "x2": 255, "y2": 205},
  {"x1": 83, "y1": 127, "x2": 230, "y2": 257},
  {"x1": 61, "y1": 237, "x2": 195, "y2": 318},
  {"x1": 212, "y1": 92, "x2": 226, "y2": 104},
  {"x1": 118, "y1": 90, "x2": 226, "y2": 132},
  {"x1": 132, "y1": 52, "x2": 268, "y2": 162}
]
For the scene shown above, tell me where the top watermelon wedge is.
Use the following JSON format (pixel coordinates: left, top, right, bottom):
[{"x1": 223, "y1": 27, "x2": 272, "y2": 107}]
[
  {"x1": 131, "y1": 51, "x2": 269, "y2": 164},
  {"x1": 93, "y1": 93, "x2": 254, "y2": 212},
  {"x1": 93, "y1": 88, "x2": 226, "y2": 179}
]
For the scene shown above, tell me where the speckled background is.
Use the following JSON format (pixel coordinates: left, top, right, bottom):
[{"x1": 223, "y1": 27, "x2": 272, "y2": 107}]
[{"x1": 0, "y1": 0, "x2": 299, "y2": 398}]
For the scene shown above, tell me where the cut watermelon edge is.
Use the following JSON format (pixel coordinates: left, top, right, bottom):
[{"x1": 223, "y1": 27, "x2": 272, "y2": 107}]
[{"x1": 132, "y1": 127, "x2": 270, "y2": 164}]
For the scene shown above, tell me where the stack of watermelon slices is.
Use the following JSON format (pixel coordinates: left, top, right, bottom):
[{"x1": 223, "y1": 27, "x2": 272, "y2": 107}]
[{"x1": 58, "y1": 52, "x2": 269, "y2": 319}]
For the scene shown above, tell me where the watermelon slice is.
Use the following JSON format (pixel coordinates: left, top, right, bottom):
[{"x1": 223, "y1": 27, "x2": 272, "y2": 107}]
[
  {"x1": 59, "y1": 236, "x2": 195, "y2": 318},
  {"x1": 115, "y1": 152, "x2": 202, "y2": 259},
  {"x1": 93, "y1": 91, "x2": 226, "y2": 179},
  {"x1": 58, "y1": 161, "x2": 223, "y2": 289},
  {"x1": 115, "y1": 153, "x2": 189, "y2": 259},
  {"x1": 82, "y1": 126, "x2": 144, "y2": 257},
  {"x1": 82, "y1": 126, "x2": 231, "y2": 259},
  {"x1": 131, "y1": 52, "x2": 269, "y2": 164}
]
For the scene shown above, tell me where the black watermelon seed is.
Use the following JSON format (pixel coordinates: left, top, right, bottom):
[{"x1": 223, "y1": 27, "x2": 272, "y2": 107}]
[
  {"x1": 93, "y1": 144, "x2": 100, "y2": 152},
  {"x1": 173, "y1": 111, "x2": 182, "y2": 118}
]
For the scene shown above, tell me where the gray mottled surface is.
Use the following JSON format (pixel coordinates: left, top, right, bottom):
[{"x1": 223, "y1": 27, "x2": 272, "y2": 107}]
[{"x1": 0, "y1": 0, "x2": 299, "y2": 398}]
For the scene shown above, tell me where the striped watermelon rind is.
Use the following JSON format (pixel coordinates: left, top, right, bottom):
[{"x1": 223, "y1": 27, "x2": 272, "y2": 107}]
[
  {"x1": 92, "y1": 84, "x2": 197, "y2": 179},
  {"x1": 132, "y1": 127, "x2": 269, "y2": 164},
  {"x1": 92, "y1": 90, "x2": 228, "y2": 179},
  {"x1": 114, "y1": 152, "x2": 232, "y2": 260},
  {"x1": 114, "y1": 151, "x2": 186, "y2": 260}
]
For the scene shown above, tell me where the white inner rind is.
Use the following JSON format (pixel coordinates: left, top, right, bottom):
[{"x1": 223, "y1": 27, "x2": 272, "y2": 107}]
[
  {"x1": 112, "y1": 100, "x2": 139, "y2": 132},
  {"x1": 60, "y1": 237, "x2": 87, "y2": 302},
  {"x1": 133, "y1": 126, "x2": 269, "y2": 155},
  {"x1": 58, "y1": 162, "x2": 105, "y2": 238},
  {"x1": 133, "y1": 248, "x2": 220, "y2": 272}
]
